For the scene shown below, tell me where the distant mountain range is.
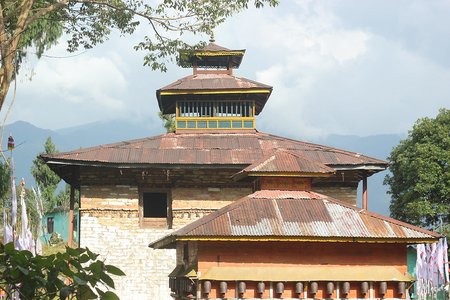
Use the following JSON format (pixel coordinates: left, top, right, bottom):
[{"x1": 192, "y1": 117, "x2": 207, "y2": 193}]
[{"x1": 1, "y1": 120, "x2": 404, "y2": 217}]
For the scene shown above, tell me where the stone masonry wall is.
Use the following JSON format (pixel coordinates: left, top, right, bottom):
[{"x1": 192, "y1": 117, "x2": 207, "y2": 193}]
[
  {"x1": 312, "y1": 184, "x2": 358, "y2": 206},
  {"x1": 80, "y1": 185, "x2": 251, "y2": 299},
  {"x1": 171, "y1": 187, "x2": 252, "y2": 228},
  {"x1": 80, "y1": 185, "x2": 175, "y2": 300}
]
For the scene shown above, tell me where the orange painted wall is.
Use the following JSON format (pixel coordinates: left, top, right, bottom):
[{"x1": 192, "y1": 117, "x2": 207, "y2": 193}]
[
  {"x1": 198, "y1": 241, "x2": 407, "y2": 271},
  {"x1": 197, "y1": 241, "x2": 408, "y2": 299}
]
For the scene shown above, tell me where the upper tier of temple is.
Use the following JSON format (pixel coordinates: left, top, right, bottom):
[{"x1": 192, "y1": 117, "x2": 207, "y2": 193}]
[{"x1": 157, "y1": 42, "x2": 272, "y2": 132}]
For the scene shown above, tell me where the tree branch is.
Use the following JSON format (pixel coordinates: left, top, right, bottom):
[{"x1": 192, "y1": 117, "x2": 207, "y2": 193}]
[{"x1": 24, "y1": 0, "x2": 69, "y2": 28}]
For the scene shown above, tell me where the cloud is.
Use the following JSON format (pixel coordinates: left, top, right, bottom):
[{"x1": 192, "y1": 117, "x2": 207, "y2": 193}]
[
  {"x1": 215, "y1": 1, "x2": 450, "y2": 139},
  {"x1": 7, "y1": 53, "x2": 131, "y2": 129},
  {"x1": 3, "y1": 0, "x2": 450, "y2": 139}
]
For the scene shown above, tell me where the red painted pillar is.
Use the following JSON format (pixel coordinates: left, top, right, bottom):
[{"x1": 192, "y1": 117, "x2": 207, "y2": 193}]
[
  {"x1": 362, "y1": 173, "x2": 368, "y2": 210},
  {"x1": 68, "y1": 185, "x2": 75, "y2": 248}
]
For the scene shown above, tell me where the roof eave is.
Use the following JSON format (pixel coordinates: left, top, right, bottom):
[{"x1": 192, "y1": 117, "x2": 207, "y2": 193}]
[
  {"x1": 45, "y1": 160, "x2": 250, "y2": 170},
  {"x1": 175, "y1": 236, "x2": 440, "y2": 244},
  {"x1": 332, "y1": 164, "x2": 387, "y2": 172},
  {"x1": 149, "y1": 235, "x2": 177, "y2": 249}
]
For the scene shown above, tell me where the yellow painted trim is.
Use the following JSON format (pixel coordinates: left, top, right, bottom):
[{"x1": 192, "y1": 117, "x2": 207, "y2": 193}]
[
  {"x1": 247, "y1": 172, "x2": 333, "y2": 177},
  {"x1": 160, "y1": 89, "x2": 271, "y2": 96},
  {"x1": 176, "y1": 117, "x2": 255, "y2": 130},
  {"x1": 194, "y1": 51, "x2": 245, "y2": 56},
  {"x1": 177, "y1": 236, "x2": 438, "y2": 244},
  {"x1": 177, "y1": 117, "x2": 254, "y2": 121}
]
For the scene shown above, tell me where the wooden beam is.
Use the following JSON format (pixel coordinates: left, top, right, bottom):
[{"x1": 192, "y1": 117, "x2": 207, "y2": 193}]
[{"x1": 68, "y1": 185, "x2": 75, "y2": 248}]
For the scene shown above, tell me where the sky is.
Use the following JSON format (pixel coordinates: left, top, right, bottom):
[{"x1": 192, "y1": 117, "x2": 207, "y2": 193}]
[{"x1": 2, "y1": 0, "x2": 450, "y2": 141}]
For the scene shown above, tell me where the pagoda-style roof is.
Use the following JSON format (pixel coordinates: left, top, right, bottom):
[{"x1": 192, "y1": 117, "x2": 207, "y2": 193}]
[
  {"x1": 156, "y1": 73, "x2": 272, "y2": 114},
  {"x1": 180, "y1": 42, "x2": 245, "y2": 69},
  {"x1": 232, "y1": 150, "x2": 336, "y2": 181},
  {"x1": 42, "y1": 132, "x2": 387, "y2": 185},
  {"x1": 149, "y1": 190, "x2": 441, "y2": 249}
]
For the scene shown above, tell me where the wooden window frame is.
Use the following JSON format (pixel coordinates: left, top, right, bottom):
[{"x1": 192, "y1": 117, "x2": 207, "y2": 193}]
[
  {"x1": 139, "y1": 189, "x2": 172, "y2": 229},
  {"x1": 47, "y1": 216, "x2": 54, "y2": 234}
]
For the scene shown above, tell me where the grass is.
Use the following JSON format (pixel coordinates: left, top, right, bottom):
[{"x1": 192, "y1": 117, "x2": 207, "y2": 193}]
[{"x1": 42, "y1": 241, "x2": 67, "y2": 256}]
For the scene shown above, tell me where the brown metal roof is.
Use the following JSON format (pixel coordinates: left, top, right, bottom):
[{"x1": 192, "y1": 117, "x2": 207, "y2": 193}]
[
  {"x1": 159, "y1": 74, "x2": 271, "y2": 91},
  {"x1": 149, "y1": 190, "x2": 441, "y2": 248},
  {"x1": 180, "y1": 42, "x2": 246, "y2": 69},
  {"x1": 43, "y1": 132, "x2": 387, "y2": 170},
  {"x1": 157, "y1": 73, "x2": 272, "y2": 114},
  {"x1": 233, "y1": 150, "x2": 335, "y2": 180},
  {"x1": 201, "y1": 42, "x2": 236, "y2": 52}
]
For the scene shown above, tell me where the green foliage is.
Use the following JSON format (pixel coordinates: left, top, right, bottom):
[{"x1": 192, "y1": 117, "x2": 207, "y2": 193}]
[
  {"x1": 0, "y1": 242, "x2": 125, "y2": 299},
  {"x1": 158, "y1": 112, "x2": 176, "y2": 133},
  {"x1": 49, "y1": 232, "x2": 63, "y2": 246},
  {"x1": 31, "y1": 137, "x2": 62, "y2": 212},
  {"x1": 385, "y1": 108, "x2": 450, "y2": 229},
  {"x1": 0, "y1": 160, "x2": 10, "y2": 202},
  {"x1": 17, "y1": 1, "x2": 64, "y2": 66}
]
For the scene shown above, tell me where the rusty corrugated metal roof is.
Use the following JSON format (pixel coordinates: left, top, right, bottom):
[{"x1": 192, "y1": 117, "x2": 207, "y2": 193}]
[
  {"x1": 150, "y1": 190, "x2": 440, "y2": 247},
  {"x1": 233, "y1": 150, "x2": 335, "y2": 180},
  {"x1": 180, "y1": 42, "x2": 246, "y2": 69},
  {"x1": 158, "y1": 74, "x2": 271, "y2": 91},
  {"x1": 156, "y1": 74, "x2": 272, "y2": 114},
  {"x1": 43, "y1": 132, "x2": 387, "y2": 169},
  {"x1": 201, "y1": 42, "x2": 237, "y2": 52}
]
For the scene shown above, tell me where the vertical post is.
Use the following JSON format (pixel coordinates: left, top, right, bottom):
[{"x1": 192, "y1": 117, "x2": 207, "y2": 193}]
[
  {"x1": 68, "y1": 185, "x2": 75, "y2": 248},
  {"x1": 362, "y1": 173, "x2": 368, "y2": 210}
]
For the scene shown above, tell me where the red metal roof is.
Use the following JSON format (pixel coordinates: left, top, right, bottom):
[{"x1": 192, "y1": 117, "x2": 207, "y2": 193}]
[
  {"x1": 158, "y1": 74, "x2": 271, "y2": 91},
  {"x1": 201, "y1": 42, "x2": 238, "y2": 52},
  {"x1": 43, "y1": 132, "x2": 387, "y2": 170},
  {"x1": 180, "y1": 42, "x2": 246, "y2": 69},
  {"x1": 150, "y1": 190, "x2": 440, "y2": 247},
  {"x1": 234, "y1": 150, "x2": 336, "y2": 179},
  {"x1": 156, "y1": 73, "x2": 272, "y2": 115}
]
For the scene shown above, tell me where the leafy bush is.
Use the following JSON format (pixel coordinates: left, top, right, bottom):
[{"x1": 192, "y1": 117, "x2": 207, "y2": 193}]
[
  {"x1": 49, "y1": 232, "x2": 63, "y2": 246},
  {"x1": 0, "y1": 242, "x2": 125, "y2": 299}
]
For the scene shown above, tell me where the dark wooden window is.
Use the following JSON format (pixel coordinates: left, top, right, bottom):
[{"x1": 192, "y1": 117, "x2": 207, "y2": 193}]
[
  {"x1": 47, "y1": 217, "x2": 54, "y2": 234},
  {"x1": 143, "y1": 192, "x2": 167, "y2": 218}
]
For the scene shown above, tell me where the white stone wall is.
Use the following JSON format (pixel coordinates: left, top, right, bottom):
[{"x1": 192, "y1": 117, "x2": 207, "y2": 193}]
[
  {"x1": 80, "y1": 185, "x2": 176, "y2": 300},
  {"x1": 80, "y1": 213, "x2": 175, "y2": 300},
  {"x1": 79, "y1": 184, "x2": 249, "y2": 300}
]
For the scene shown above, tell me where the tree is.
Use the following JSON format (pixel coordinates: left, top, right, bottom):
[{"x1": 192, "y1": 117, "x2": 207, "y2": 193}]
[
  {"x1": 0, "y1": 242, "x2": 125, "y2": 299},
  {"x1": 0, "y1": 159, "x2": 10, "y2": 201},
  {"x1": 159, "y1": 111, "x2": 175, "y2": 133},
  {"x1": 0, "y1": 0, "x2": 278, "y2": 113},
  {"x1": 384, "y1": 109, "x2": 449, "y2": 234},
  {"x1": 31, "y1": 137, "x2": 62, "y2": 212}
]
